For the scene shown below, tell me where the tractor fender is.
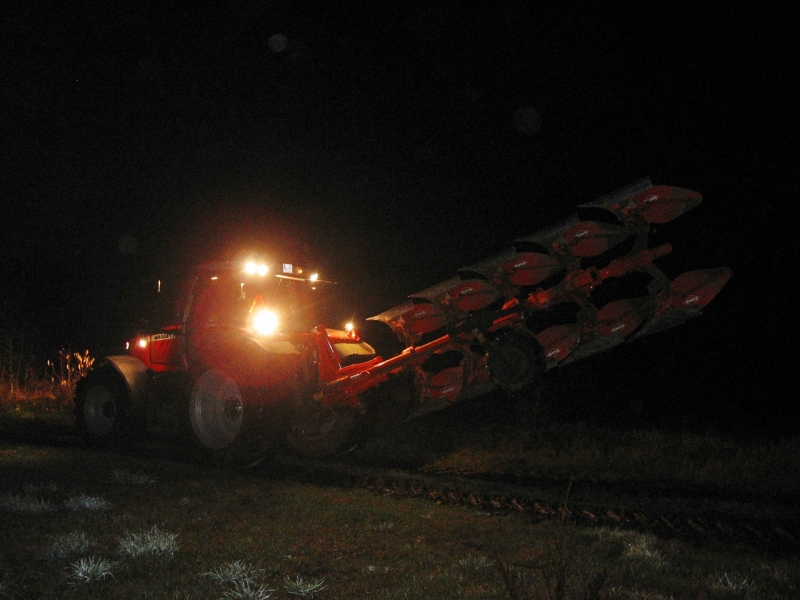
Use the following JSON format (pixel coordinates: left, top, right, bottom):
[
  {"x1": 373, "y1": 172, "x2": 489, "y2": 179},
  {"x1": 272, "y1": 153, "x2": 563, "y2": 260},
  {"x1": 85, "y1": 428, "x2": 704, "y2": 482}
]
[{"x1": 102, "y1": 355, "x2": 151, "y2": 412}]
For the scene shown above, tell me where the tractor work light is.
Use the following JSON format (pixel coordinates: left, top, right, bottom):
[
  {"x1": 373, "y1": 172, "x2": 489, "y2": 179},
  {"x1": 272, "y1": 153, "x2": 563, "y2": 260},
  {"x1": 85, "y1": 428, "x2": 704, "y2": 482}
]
[
  {"x1": 244, "y1": 261, "x2": 269, "y2": 276},
  {"x1": 252, "y1": 308, "x2": 279, "y2": 336},
  {"x1": 344, "y1": 322, "x2": 360, "y2": 340}
]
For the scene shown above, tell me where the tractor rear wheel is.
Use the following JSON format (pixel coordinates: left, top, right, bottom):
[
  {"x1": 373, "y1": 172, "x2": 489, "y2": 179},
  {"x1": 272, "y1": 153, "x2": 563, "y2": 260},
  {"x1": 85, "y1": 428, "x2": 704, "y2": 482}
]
[
  {"x1": 74, "y1": 366, "x2": 140, "y2": 445},
  {"x1": 358, "y1": 372, "x2": 417, "y2": 437},
  {"x1": 285, "y1": 406, "x2": 357, "y2": 457},
  {"x1": 186, "y1": 369, "x2": 278, "y2": 466}
]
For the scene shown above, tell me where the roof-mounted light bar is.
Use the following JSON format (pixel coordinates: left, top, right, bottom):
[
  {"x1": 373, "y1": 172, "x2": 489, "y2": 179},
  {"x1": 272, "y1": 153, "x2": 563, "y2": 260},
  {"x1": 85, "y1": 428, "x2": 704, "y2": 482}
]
[{"x1": 244, "y1": 261, "x2": 308, "y2": 278}]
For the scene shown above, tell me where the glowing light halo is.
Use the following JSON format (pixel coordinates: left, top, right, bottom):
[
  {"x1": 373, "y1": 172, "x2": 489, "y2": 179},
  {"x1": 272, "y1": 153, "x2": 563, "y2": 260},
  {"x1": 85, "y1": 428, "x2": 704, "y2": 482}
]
[{"x1": 252, "y1": 308, "x2": 279, "y2": 336}]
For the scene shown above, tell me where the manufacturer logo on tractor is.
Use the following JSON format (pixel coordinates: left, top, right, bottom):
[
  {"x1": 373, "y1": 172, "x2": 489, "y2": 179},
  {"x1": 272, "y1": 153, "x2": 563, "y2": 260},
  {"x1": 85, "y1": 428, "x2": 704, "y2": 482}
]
[
  {"x1": 546, "y1": 348, "x2": 561, "y2": 358},
  {"x1": 644, "y1": 194, "x2": 657, "y2": 204},
  {"x1": 151, "y1": 333, "x2": 177, "y2": 341},
  {"x1": 684, "y1": 294, "x2": 700, "y2": 305},
  {"x1": 612, "y1": 323, "x2": 625, "y2": 333}
]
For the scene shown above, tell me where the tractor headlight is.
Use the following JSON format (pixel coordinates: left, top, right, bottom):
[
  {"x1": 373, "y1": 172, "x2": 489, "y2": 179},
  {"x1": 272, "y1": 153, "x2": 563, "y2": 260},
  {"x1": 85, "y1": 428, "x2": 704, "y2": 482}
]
[{"x1": 252, "y1": 308, "x2": 279, "y2": 336}]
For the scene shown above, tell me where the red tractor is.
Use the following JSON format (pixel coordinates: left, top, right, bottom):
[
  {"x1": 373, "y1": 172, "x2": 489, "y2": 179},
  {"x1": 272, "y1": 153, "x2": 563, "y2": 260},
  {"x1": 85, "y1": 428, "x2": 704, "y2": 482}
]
[{"x1": 74, "y1": 179, "x2": 731, "y2": 463}]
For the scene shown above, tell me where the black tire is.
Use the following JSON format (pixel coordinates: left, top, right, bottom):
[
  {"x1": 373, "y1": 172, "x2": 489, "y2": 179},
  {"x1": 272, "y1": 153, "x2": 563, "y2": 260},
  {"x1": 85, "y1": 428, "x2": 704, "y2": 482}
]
[
  {"x1": 358, "y1": 371, "x2": 417, "y2": 437},
  {"x1": 487, "y1": 331, "x2": 546, "y2": 394},
  {"x1": 288, "y1": 373, "x2": 418, "y2": 458},
  {"x1": 74, "y1": 366, "x2": 140, "y2": 445},
  {"x1": 186, "y1": 368, "x2": 281, "y2": 466},
  {"x1": 285, "y1": 405, "x2": 358, "y2": 457}
]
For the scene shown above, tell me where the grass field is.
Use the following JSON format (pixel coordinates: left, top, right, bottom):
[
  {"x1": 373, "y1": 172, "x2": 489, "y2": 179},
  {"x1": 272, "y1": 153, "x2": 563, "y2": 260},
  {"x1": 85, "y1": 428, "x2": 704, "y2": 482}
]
[{"x1": 2, "y1": 385, "x2": 800, "y2": 599}]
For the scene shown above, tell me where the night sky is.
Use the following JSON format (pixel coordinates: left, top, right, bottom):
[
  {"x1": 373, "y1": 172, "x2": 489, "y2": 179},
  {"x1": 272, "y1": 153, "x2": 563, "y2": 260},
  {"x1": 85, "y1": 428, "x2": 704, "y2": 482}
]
[{"x1": 2, "y1": 4, "x2": 793, "y2": 434}]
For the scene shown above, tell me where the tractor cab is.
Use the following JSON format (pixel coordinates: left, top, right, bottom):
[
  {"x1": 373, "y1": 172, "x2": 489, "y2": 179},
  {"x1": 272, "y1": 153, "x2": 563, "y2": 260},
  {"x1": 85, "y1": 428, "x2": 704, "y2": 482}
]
[
  {"x1": 184, "y1": 260, "x2": 325, "y2": 336},
  {"x1": 128, "y1": 258, "x2": 332, "y2": 372}
]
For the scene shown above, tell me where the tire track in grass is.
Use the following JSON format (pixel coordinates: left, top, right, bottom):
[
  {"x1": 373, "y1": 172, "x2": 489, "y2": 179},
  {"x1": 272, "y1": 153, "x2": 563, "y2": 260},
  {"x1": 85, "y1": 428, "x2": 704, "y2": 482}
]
[
  {"x1": 266, "y1": 453, "x2": 800, "y2": 555},
  {"x1": 6, "y1": 427, "x2": 799, "y2": 554}
]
